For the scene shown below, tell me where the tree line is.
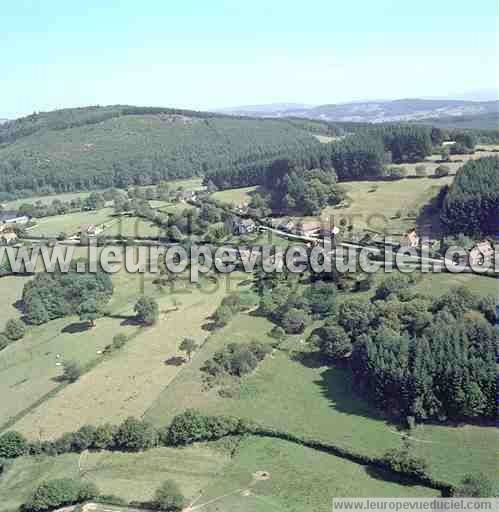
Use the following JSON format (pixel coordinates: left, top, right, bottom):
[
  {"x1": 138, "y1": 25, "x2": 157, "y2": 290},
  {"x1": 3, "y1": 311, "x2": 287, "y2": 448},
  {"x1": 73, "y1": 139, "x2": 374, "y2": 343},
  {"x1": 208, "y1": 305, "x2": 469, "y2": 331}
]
[{"x1": 440, "y1": 156, "x2": 499, "y2": 236}]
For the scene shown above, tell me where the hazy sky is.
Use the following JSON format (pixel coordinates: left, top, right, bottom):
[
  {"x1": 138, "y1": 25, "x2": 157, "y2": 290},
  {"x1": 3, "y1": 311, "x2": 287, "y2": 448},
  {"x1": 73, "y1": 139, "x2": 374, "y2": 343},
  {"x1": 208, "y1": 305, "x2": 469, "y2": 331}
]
[{"x1": 2, "y1": 0, "x2": 498, "y2": 118}]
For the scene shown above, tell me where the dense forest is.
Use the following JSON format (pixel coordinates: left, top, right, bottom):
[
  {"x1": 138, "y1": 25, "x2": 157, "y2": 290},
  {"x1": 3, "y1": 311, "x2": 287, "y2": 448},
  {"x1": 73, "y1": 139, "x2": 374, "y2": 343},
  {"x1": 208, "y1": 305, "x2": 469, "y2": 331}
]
[
  {"x1": 1, "y1": 105, "x2": 495, "y2": 199},
  {"x1": 440, "y1": 157, "x2": 499, "y2": 236},
  {"x1": 206, "y1": 124, "x2": 437, "y2": 188},
  {"x1": 0, "y1": 106, "x2": 323, "y2": 199},
  {"x1": 249, "y1": 159, "x2": 345, "y2": 215}
]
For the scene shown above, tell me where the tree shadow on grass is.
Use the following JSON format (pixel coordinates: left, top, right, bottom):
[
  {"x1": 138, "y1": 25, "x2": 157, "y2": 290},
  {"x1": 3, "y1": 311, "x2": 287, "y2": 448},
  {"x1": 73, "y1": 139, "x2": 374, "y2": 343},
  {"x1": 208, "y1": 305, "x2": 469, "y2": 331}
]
[
  {"x1": 13, "y1": 299, "x2": 25, "y2": 313},
  {"x1": 289, "y1": 349, "x2": 325, "y2": 369},
  {"x1": 364, "y1": 465, "x2": 426, "y2": 489},
  {"x1": 164, "y1": 356, "x2": 186, "y2": 366},
  {"x1": 201, "y1": 320, "x2": 219, "y2": 332},
  {"x1": 313, "y1": 365, "x2": 394, "y2": 426},
  {"x1": 61, "y1": 322, "x2": 92, "y2": 334}
]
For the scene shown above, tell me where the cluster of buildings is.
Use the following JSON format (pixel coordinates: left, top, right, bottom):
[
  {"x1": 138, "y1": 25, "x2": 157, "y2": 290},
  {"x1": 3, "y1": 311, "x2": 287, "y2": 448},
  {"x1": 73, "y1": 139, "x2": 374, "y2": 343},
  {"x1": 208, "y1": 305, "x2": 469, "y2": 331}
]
[
  {"x1": 0, "y1": 210, "x2": 30, "y2": 245},
  {"x1": 274, "y1": 220, "x2": 340, "y2": 239},
  {"x1": 400, "y1": 228, "x2": 495, "y2": 267}
]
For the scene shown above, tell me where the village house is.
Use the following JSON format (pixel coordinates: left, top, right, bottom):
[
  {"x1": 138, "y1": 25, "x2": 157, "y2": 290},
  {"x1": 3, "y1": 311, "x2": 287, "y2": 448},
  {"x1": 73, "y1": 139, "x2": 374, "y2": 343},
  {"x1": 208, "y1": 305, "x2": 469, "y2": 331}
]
[
  {"x1": 295, "y1": 220, "x2": 340, "y2": 239},
  {"x1": 79, "y1": 224, "x2": 98, "y2": 237},
  {"x1": 0, "y1": 211, "x2": 30, "y2": 226},
  {"x1": 296, "y1": 221, "x2": 322, "y2": 237},
  {"x1": 400, "y1": 228, "x2": 420, "y2": 248},
  {"x1": 175, "y1": 190, "x2": 197, "y2": 203},
  {"x1": 0, "y1": 229, "x2": 18, "y2": 245},
  {"x1": 468, "y1": 240, "x2": 494, "y2": 266},
  {"x1": 233, "y1": 218, "x2": 257, "y2": 235}
]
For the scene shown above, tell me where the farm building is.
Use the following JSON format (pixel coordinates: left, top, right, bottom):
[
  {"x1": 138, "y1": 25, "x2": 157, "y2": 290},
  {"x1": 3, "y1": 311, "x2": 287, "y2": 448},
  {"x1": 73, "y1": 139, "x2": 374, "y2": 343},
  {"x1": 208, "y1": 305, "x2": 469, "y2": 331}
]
[
  {"x1": 0, "y1": 230, "x2": 18, "y2": 244},
  {"x1": 296, "y1": 221, "x2": 340, "y2": 238},
  {"x1": 468, "y1": 240, "x2": 494, "y2": 266},
  {"x1": 234, "y1": 218, "x2": 257, "y2": 235},
  {"x1": 400, "y1": 228, "x2": 420, "y2": 248},
  {"x1": 0, "y1": 211, "x2": 30, "y2": 225},
  {"x1": 79, "y1": 224, "x2": 98, "y2": 236}
]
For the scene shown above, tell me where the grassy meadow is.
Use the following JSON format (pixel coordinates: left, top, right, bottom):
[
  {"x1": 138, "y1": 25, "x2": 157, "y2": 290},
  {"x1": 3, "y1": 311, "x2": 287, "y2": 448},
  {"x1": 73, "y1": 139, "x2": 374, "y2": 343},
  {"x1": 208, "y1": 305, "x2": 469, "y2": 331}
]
[
  {"x1": 8, "y1": 273, "x2": 247, "y2": 439},
  {"x1": 26, "y1": 208, "x2": 115, "y2": 237},
  {"x1": 199, "y1": 437, "x2": 438, "y2": 512},
  {"x1": 0, "y1": 274, "x2": 31, "y2": 331},
  {"x1": 212, "y1": 186, "x2": 258, "y2": 206},
  {"x1": 0, "y1": 444, "x2": 229, "y2": 512},
  {"x1": 145, "y1": 286, "x2": 498, "y2": 488},
  {"x1": 323, "y1": 177, "x2": 453, "y2": 235}
]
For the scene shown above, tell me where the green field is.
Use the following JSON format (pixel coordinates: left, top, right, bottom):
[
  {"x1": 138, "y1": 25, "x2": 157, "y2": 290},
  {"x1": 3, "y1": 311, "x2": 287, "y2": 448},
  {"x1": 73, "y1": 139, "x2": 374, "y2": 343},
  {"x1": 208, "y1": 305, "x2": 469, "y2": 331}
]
[
  {"x1": 0, "y1": 436, "x2": 438, "y2": 512},
  {"x1": 212, "y1": 186, "x2": 258, "y2": 206},
  {"x1": 414, "y1": 272, "x2": 498, "y2": 298},
  {"x1": 8, "y1": 273, "x2": 246, "y2": 439},
  {"x1": 4, "y1": 178, "x2": 205, "y2": 211},
  {"x1": 4, "y1": 191, "x2": 94, "y2": 210},
  {"x1": 0, "y1": 316, "x2": 138, "y2": 432},
  {"x1": 0, "y1": 275, "x2": 31, "y2": 331},
  {"x1": 145, "y1": 295, "x2": 498, "y2": 488},
  {"x1": 320, "y1": 176, "x2": 453, "y2": 236},
  {"x1": 26, "y1": 208, "x2": 115, "y2": 237},
  {"x1": 101, "y1": 215, "x2": 163, "y2": 238},
  {"x1": 0, "y1": 444, "x2": 229, "y2": 512},
  {"x1": 389, "y1": 149, "x2": 499, "y2": 177},
  {"x1": 199, "y1": 437, "x2": 438, "y2": 512}
]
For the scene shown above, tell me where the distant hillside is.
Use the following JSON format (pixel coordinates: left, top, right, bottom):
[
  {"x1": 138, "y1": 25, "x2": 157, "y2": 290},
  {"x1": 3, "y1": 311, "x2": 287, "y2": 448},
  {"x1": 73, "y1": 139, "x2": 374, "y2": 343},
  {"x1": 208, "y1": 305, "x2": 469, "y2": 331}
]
[
  {"x1": 218, "y1": 99, "x2": 499, "y2": 123},
  {"x1": 0, "y1": 106, "x2": 323, "y2": 198},
  {"x1": 218, "y1": 103, "x2": 312, "y2": 115},
  {"x1": 413, "y1": 111, "x2": 499, "y2": 130}
]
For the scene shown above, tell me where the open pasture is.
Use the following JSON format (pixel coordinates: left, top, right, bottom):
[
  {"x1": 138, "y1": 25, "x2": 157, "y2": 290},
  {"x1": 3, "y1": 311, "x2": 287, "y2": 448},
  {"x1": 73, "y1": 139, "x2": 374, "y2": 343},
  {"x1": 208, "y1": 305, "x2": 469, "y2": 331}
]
[
  {"x1": 0, "y1": 444, "x2": 229, "y2": 512},
  {"x1": 319, "y1": 176, "x2": 453, "y2": 235},
  {"x1": 0, "y1": 274, "x2": 31, "y2": 331},
  {"x1": 200, "y1": 436, "x2": 438, "y2": 512},
  {"x1": 11, "y1": 273, "x2": 245, "y2": 439},
  {"x1": 26, "y1": 208, "x2": 115, "y2": 237},
  {"x1": 0, "y1": 315, "x2": 138, "y2": 432},
  {"x1": 145, "y1": 304, "x2": 498, "y2": 488},
  {"x1": 212, "y1": 186, "x2": 258, "y2": 206}
]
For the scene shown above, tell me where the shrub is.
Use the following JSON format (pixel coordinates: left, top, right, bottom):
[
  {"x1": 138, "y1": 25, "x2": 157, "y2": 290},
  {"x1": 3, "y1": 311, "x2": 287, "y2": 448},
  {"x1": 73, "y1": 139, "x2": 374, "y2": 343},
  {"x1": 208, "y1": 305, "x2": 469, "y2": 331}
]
[
  {"x1": 114, "y1": 417, "x2": 158, "y2": 451},
  {"x1": 4, "y1": 318, "x2": 26, "y2": 341},
  {"x1": 454, "y1": 473, "x2": 493, "y2": 497},
  {"x1": 375, "y1": 275, "x2": 409, "y2": 301},
  {"x1": 0, "y1": 333, "x2": 9, "y2": 351},
  {"x1": 0, "y1": 431, "x2": 28, "y2": 458},
  {"x1": 112, "y1": 333, "x2": 128, "y2": 350},
  {"x1": 434, "y1": 165, "x2": 450, "y2": 178},
  {"x1": 212, "y1": 304, "x2": 232, "y2": 328},
  {"x1": 134, "y1": 296, "x2": 159, "y2": 325},
  {"x1": 269, "y1": 326, "x2": 286, "y2": 341},
  {"x1": 62, "y1": 360, "x2": 82, "y2": 383},
  {"x1": 70, "y1": 425, "x2": 97, "y2": 451},
  {"x1": 415, "y1": 165, "x2": 427, "y2": 177},
  {"x1": 202, "y1": 341, "x2": 270, "y2": 379},
  {"x1": 280, "y1": 308, "x2": 310, "y2": 334},
  {"x1": 166, "y1": 410, "x2": 245, "y2": 446},
  {"x1": 92, "y1": 423, "x2": 117, "y2": 450},
  {"x1": 386, "y1": 167, "x2": 407, "y2": 180},
  {"x1": 154, "y1": 480, "x2": 185, "y2": 511},
  {"x1": 382, "y1": 442, "x2": 428, "y2": 479},
  {"x1": 23, "y1": 478, "x2": 99, "y2": 512}
]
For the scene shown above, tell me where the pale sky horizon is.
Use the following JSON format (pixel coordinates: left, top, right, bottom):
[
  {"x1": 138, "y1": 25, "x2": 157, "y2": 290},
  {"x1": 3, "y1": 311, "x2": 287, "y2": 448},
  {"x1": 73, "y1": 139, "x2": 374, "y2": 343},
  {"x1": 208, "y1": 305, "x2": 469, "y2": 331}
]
[{"x1": 2, "y1": 0, "x2": 498, "y2": 119}]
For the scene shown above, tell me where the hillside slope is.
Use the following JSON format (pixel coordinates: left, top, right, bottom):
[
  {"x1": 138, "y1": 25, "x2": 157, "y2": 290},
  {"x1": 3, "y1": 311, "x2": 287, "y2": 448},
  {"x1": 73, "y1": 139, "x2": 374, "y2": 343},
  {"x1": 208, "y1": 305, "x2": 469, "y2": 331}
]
[
  {"x1": 0, "y1": 106, "x2": 321, "y2": 197},
  {"x1": 220, "y1": 99, "x2": 499, "y2": 123}
]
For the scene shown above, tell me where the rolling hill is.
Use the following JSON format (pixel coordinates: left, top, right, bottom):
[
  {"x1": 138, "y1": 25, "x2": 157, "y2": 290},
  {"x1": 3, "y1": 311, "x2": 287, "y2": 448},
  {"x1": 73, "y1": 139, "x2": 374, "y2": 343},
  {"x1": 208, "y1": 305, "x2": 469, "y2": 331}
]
[
  {"x1": 0, "y1": 106, "x2": 322, "y2": 197},
  {"x1": 218, "y1": 99, "x2": 499, "y2": 124}
]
